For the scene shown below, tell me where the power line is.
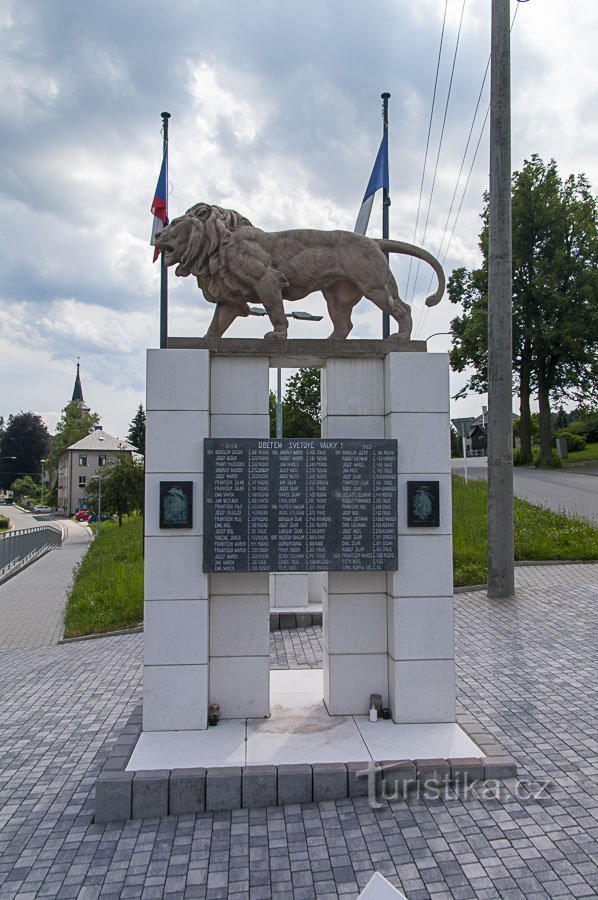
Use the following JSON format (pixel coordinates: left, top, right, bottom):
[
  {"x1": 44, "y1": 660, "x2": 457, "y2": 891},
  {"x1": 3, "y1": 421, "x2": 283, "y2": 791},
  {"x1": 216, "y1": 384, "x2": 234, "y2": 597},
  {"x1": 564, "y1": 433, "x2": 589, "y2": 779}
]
[
  {"x1": 409, "y1": 0, "x2": 467, "y2": 309},
  {"x1": 414, "y1": 2, "x2": 523, "y2": 339},
  {"x1": 404, "y1": 0, "x2": 449, "y2": 301}
]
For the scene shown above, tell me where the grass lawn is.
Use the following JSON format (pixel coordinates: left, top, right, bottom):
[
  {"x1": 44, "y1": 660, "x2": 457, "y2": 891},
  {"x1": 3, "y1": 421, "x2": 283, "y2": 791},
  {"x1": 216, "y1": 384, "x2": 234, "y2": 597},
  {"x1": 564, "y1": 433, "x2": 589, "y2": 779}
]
[
  {"x1": 563, "y1": 442, "x2": 598, "y2": 464},
  {"x1": 452, "y1": 475, "x2": 598, "y2": 586},
  {"x1": 63, "y1": 516, "x2": 143, "y2": 638},
  {"x1": 63, "y1": 481, "x2": 598, "y2": 635}
]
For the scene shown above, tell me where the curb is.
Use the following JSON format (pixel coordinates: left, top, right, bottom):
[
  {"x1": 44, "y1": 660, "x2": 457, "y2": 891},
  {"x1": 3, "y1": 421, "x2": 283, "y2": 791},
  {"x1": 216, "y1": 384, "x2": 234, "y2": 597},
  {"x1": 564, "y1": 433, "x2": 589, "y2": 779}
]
[{"x1": 94, "y1": 703, "x2": 517, "y2": 823}]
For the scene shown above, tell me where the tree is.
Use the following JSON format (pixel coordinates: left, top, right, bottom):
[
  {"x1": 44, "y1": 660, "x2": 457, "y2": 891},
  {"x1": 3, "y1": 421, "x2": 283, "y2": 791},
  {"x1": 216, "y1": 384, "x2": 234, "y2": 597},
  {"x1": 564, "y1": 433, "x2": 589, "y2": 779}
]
[
  {"x1": 10, "y1": 475, "x2": 41, "y2": 504},
  {"x1": 85, "y1": 455, "x2": 144, "y2": 526},
  {"x1": 270, "y1": 368, "x2": 321, "y2": 438},
  {"x1": 0, "y1": 412, "x2": 50, "y2": 490},
  {"x1": 46, "y1": 401, "x2": 100, "y2": 480},
  {"x1": 127, "y1": 404, "x2": 146, "y2": 453},
  {"x1": 450, "y1": 156, "x2": 598, "y2": 465}
]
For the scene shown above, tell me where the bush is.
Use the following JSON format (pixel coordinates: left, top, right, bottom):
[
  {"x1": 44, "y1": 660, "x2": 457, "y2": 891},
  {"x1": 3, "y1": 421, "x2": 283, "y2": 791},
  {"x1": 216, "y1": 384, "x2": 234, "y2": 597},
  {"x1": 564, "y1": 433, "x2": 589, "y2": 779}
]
[
  {"x1": 568, "y1": 414, "x2": 598, "y2": 443},
  {"x1": 0, "y1": 514, "x2": 9, "y2": 530},
  {"x1": 554, "y1": 431, "x2": 587, "y2": 452},
  {"x1": 513, "y1": 447, "x2": 533, "y2": 466},
  {"x1": 533, "y1": 447, "x2": 562, "y2": 468}
]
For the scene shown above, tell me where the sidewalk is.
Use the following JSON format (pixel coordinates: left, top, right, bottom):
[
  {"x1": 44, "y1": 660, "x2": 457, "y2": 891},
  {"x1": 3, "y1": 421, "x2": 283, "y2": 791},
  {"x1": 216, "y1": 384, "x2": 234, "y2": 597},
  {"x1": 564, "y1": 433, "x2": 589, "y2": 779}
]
[
  {"x1": 0, "y1": 562, "x2": 597, "y2": 897},
  {"x1": 0, "y1": 519, "x2": 91, "y2": 650}
]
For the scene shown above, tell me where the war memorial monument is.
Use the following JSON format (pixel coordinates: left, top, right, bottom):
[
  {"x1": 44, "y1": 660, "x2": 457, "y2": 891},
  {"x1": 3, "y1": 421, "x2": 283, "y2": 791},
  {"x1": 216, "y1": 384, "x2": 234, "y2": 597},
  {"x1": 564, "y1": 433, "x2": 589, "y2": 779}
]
[{"x1": 95, "y1": 203, "x2": 516, "y2": 823}]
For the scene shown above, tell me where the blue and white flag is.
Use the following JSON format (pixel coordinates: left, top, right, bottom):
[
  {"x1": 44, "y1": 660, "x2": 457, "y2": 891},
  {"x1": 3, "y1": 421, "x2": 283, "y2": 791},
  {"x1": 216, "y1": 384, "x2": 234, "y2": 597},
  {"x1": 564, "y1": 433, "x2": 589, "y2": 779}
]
[{"x1": 354, "y1": 131, "x2": 389, "y2": 235}]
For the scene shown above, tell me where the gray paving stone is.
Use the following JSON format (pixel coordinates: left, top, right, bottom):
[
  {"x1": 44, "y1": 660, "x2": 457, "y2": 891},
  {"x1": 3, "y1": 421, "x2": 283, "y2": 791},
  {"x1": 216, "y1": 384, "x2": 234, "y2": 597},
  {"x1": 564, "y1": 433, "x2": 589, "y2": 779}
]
[
  {"x1": 206, "y1": 767, "x2": 242, "y2": 811},
  {"x1": 169, "y1": 768, "x2": 206, "y2": 816},
  {"x1": 94, "y1": 771, "x2": 133, "y2": 824},
  {"x1": 132, "y1": 770, "x2": 170, "y2": 819},
  {"x1": 277, "y1": 765, "x2": 313, "y2": 805},
  {"x1": 2, "y1": 561, "x2": 598, "y2": 897},
  {"x1": 312, "y1": 763, "x2": 347, "y2": 802},
  {"x1": 241, "y1": 766, "x2": 277, "y2": 809},
  {"x1": 346, "y1": 761, "x2": 376, "y2": 798}
]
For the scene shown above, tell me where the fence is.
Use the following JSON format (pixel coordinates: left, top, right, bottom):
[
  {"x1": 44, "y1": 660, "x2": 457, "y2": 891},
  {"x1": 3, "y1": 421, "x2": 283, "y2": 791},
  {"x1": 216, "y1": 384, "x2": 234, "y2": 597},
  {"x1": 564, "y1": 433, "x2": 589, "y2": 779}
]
[{"x1": 0, "y1": 526, "x2": 63, "y2": 581}]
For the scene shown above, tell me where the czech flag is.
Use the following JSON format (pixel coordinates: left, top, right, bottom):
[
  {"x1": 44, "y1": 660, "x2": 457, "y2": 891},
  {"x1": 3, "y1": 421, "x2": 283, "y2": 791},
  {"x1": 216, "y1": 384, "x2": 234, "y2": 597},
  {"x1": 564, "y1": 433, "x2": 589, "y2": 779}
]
[
  {"x1": 150, "y1": 150, "x2": 168, "y2": 262},
  {"x1": 354, "y1": 131, "x2": 389, "y2": 235}
]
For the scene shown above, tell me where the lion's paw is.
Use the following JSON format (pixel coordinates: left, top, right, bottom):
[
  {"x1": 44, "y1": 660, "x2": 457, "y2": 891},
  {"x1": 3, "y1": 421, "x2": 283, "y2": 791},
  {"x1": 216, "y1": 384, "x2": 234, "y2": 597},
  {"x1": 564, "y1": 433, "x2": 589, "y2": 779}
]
[{"x1": 264, "y1": 330, "x2": 288, "y2": 340}]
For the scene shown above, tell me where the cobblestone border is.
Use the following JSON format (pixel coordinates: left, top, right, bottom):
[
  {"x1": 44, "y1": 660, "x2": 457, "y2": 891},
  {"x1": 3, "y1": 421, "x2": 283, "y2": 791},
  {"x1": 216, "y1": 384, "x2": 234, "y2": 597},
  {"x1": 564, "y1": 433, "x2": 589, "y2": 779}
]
[{"x1": 94, "y1": 703, "x2": 517, "y2": 823}]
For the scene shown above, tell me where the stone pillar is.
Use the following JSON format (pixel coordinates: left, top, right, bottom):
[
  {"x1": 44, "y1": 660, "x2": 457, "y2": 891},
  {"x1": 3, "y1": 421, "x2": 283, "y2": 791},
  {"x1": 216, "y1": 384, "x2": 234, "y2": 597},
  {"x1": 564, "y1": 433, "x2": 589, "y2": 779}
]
[
  {"x1": 385, "y1": 352, "x2": 456, "y2": 723},
  {"x1": 321, "y1": 358, "x2": 388, "y2": 714},
  {"x1": 144, "y1": 349, "x2": 211, "y2": 730},
  {"x1": 208, "y1": 356, "x2": 271, "y2": 718}
]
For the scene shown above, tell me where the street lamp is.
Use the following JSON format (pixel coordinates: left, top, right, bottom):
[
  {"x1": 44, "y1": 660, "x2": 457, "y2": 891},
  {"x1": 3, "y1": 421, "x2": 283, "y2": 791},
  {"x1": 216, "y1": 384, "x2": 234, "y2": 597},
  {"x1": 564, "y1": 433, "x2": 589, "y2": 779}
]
[
  {"x1": 249, "y1": 306, "x2": 324, "y2": 438},
  {"x1": 40, "y1": 459, "x2": 46, "y2": 506},
  {"x1": 96, "y1": 474, "x2": 102, "y2": 538}
]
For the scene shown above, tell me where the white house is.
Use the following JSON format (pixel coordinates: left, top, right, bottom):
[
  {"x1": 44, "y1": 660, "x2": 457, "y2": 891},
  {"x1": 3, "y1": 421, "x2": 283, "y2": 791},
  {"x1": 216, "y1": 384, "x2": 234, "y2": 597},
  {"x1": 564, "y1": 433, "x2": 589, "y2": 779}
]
[{"x1": 56, "y1": 428, "x2": 136, "y2": 515}]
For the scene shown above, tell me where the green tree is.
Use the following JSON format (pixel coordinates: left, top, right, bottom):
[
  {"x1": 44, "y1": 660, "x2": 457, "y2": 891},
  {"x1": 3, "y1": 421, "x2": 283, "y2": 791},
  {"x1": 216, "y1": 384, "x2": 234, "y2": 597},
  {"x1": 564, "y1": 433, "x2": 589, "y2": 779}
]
[
  {"x1": 127, "y1": 404, "x2": 146, "y2": 453},
  {"x1": 10, "y1": 475, "x2": 41, "y2": 504},
  {"x1": 46, "y1": 401, "x2": 100, "y2": 481},
  {"x1": 450, "y1": 156, "x2": 598, "y2": 465},
  {"x1": 86, "y1": 455, "x2": 144, "y2": 527},
  {"x1": 0, "y1": 412, "x2": 50, "y2": 491},
  {"x1": 270, "y1": 368, "x2": 321, "y2": 438}
]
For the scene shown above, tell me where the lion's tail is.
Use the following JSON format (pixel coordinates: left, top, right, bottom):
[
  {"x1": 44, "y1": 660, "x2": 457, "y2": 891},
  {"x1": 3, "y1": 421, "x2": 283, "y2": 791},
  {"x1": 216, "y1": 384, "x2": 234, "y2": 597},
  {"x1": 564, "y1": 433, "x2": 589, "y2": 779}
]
[{"x1": 377, "y1": 239, "x2": 445, "y2": 307}]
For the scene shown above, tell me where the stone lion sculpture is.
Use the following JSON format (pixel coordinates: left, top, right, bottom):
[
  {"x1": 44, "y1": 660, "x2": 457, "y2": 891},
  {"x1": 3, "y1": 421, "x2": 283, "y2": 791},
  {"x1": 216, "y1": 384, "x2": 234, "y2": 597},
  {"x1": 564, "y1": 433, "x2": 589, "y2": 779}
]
[{"x1": 154, "y1": 202, "x2": 445, "y2": 340}]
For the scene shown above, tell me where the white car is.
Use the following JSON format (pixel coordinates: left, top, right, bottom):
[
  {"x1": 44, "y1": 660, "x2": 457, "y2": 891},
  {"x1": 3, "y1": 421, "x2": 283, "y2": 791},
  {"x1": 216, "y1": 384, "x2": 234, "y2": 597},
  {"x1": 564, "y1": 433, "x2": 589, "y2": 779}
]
[{"x1": 34, "y1": 505, "x2": 52, "y2": 513}]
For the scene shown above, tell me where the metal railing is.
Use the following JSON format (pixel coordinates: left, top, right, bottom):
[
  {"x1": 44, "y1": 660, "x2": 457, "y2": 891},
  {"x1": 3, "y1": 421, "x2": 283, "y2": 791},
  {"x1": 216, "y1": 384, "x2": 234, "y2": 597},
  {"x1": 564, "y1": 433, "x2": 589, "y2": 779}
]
[{"x1": 0, "y1": 526, "x2": 63, "y2": 580}]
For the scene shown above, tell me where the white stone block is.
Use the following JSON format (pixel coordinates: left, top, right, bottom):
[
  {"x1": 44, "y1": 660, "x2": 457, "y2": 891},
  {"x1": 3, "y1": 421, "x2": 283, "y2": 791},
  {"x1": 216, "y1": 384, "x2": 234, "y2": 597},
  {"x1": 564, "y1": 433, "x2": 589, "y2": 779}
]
[
  {"x1": 321, "y1": 359, "x2": 385, "y2": 416},
  {"x1": 384, "y1": 352, "x2": 450, "y2": 413},
  {"x1": 327, "y1": 571, "x2": 387, "y2": 594},
  {"x1": 308, "y1": 572, "x2": 326, "y2": 605},
  {"x1": 210, "y1": 414, "x2": 270, "y2": 438},
  {"x1": 385, "y1": 413, "x2": 451, "y2": 474},
  {"x1": 388, "y1": 659, "x2": 456, "y2": 723},
  {"x1": 210, "y1": 357, "x2": 269, "y2": 414},
  {"x1": 269, "y1": 573, "x2": 309, "y2": 608},
  {"x1": 387, "y1": 535, "x2": 453, "y2": 598},
  {"x1": 210, "y1": 573, "x2": 269, "y2": 595},
  {"x1": 387, "y1": 596, "x2": 454, "y2": 661},
  {"x1": 143, "y1": 664, "x2": 208, "y2": 730},
  {"x1": 145, "y1": 536, "x2": 208, "y2": 600},
  {"x1": 397, "y1": 474, "x2": 452, "y2": 534},
  {"x1": 145, "y1": 474, "x2": 202, "y2": 537},
  {"x1": 323, "y1": 653, "x2": 388, "y2": 715},
  {"x1": 145, "y1": 411, "x2": 209, "y2": 474},
  {"x1": 144, "y1": 600, "x2": 208, "y2": 665},
  {"x1": 321, "y1": 415, "x2": 385, "y2": 439},
  {"x1": 210, "y1": 595, "x2": 270, "y2": 656},
  {"x1": 146, "y1": 349, "x2": 210, "y2": 411},
  {"x1": 324, "y1": 593, "x2": 387, "y2": 654},
  {"x1": 209, "y1": 656, "x2": 270, "y2": 718}
]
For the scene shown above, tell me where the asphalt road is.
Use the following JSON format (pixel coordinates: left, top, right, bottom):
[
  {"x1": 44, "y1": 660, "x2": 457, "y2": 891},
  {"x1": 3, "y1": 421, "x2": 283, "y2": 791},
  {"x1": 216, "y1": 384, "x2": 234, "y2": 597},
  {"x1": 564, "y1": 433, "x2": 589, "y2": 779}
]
[{"x1": 451, "y1": 457, "x2": 598, "y2": 525}]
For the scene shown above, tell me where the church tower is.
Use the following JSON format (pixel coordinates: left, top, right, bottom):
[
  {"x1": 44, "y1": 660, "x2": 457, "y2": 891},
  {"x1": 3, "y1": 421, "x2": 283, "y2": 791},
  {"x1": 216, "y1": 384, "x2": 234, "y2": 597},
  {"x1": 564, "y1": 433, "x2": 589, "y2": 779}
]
[{"x1": 71, "y1": 360, "x2": 90, "y2": 413}]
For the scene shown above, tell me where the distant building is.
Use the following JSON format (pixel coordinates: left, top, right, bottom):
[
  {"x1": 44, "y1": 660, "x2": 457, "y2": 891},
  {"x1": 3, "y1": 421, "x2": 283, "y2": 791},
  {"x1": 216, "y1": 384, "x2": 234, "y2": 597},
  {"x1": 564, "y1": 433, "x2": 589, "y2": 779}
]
[
  {"x1": 56, "y1": 428, "x2": 136, "y2": 515},
  {"x1": 452, "y1": 406, "x2": 517, "y2": 458}
]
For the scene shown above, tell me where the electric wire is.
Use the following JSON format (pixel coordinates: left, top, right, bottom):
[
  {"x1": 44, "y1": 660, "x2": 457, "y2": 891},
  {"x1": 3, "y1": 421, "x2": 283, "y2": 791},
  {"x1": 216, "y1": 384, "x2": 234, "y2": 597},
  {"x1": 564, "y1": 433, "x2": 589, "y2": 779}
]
[
  {"x1": 414, "y1": 2, "x2": 523, "y2": 339},
  {"x1": 404, "y1": 0, "x2": 449, "y2": 301},
  {"x1": 408, "y1": 0, "x2": 467, "y2": 306}
]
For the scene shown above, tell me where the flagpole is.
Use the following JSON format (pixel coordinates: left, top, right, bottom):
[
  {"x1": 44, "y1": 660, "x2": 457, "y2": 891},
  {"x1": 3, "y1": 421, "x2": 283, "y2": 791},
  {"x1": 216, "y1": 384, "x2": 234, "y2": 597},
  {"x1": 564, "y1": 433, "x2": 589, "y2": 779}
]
[
  {"x1": 160, "y1": 111, "x2": 171, "y2": 349},
  {"x1": 381, "y1": 92, "x2": 391, "y2": 338}
]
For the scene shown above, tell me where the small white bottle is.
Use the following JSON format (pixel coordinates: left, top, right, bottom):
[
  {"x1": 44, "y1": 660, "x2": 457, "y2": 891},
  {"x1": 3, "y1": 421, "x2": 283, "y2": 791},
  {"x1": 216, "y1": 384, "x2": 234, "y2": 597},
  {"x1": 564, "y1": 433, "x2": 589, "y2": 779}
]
[{"x1": 369, "y1": 706, "x2": 378, "y2": 723}]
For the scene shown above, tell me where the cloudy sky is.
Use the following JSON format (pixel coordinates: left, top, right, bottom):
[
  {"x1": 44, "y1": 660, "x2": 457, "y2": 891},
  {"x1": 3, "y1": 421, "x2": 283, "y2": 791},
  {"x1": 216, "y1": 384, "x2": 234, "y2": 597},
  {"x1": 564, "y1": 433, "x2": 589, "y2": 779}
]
[{"x1": 1, "y1": 0, "x2": 596, "y2": 438}]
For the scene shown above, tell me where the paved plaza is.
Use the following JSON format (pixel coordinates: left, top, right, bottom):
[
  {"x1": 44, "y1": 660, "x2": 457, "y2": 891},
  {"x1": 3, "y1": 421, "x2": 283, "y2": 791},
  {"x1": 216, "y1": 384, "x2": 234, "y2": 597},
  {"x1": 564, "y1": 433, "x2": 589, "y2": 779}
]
[{"x1": 1, "y1": 529, "x2": 598, "y2": 897}]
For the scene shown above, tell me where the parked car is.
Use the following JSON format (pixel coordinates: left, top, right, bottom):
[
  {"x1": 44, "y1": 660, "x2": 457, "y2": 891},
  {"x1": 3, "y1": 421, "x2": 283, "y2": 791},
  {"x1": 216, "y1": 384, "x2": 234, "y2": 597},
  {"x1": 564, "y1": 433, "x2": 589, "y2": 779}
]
[
  {"x1": 75, "y1": 510, "x2": 90, "y2": 522},
  {"x1": 34, "y1": 505, "x2": 52, "y2": 513}
]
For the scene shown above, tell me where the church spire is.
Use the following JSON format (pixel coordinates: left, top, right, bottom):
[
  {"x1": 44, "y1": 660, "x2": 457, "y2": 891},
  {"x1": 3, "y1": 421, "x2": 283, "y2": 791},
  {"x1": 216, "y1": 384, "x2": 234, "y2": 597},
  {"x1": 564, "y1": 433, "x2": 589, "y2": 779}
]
[{"x1": 72, "y1": 358, "x2": 84, "y2": 404}]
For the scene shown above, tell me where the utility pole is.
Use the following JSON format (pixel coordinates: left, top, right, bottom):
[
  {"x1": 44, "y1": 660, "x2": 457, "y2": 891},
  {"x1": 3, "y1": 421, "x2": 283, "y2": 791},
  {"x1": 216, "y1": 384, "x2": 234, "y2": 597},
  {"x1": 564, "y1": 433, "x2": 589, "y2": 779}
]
[{"x1": 487, "y1": 0, "x2": 514, "y2": 598}]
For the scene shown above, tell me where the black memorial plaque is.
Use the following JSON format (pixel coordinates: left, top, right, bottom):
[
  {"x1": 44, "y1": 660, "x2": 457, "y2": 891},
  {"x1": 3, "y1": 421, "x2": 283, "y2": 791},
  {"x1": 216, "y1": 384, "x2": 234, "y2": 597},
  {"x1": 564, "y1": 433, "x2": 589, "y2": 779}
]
[{"x1": 203, "y1": 438, "x2": 398, "y2": 573}]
